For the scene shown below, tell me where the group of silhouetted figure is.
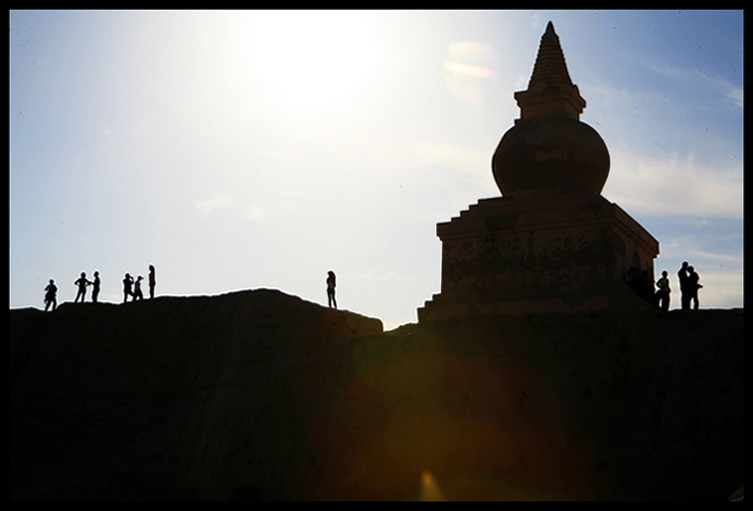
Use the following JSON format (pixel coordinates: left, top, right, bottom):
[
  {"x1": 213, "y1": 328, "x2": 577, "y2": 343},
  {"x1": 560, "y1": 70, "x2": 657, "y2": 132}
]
[
  {"x1": 44, "y1": 265, "x2": 156, "y2": 311},
  {"x1": 626, "y1": 261, "x2": 702, "y2": 312},
  {"x1": 42, "y1": 265, "x2": 339, "y2": 312},
  {"x1": 43, "y1": 260, "x2": 705, "y2": 314},
  {"x1": 121, "y1": 267, "x2": 156, "y2": 302}
]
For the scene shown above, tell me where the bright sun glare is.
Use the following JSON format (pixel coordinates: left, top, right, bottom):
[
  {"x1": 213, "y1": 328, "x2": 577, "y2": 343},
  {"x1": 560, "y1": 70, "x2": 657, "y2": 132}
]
[{"x1": 239, "y1": 11, "x2": 379, "y2": 109}]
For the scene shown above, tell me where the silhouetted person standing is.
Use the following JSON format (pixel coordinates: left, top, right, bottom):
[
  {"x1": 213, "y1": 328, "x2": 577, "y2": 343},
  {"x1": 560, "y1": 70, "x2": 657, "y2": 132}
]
[
  {"x1": 123, "y1": 273, "x2": 134, "y2": 303},
  {"x1": 44, "y1": 279, "x2": 58, "y2": 311},
  {"x1": 91, "y1": 271, "x2": 101, "y2": 303},
  {"x1": 327, "y1": 270, "x2": 337, "y2": 309},
  {"x1": 74, "y1": 272, "x2": 91, "y2": 303},
  {"x1": 148, "y1": 265, "x2": 156, "y2": 299},
  {"x1": 655, "y1": 270, "x2": 671, "y2": 312},
  {"x1": 133, "y1": 275, "x2": 144, "y2": 301},
  {"x1": 687, "y1": 266, "x2": 702, "y2": 310},
  {"x1": 678, "y1": 261, "x2": 691, "y2": 310}
]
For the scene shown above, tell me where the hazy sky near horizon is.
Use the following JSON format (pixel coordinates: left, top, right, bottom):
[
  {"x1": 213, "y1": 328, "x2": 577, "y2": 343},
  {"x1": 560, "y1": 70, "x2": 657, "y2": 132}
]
[{"x1": 10, "y1": 10, "x2": 743, "y2": 328}]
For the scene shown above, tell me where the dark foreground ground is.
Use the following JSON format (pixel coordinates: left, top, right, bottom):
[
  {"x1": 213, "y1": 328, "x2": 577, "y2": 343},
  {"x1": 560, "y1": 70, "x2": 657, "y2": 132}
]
[{"x1": 10, "y1": 289, "x2": 743, "y2": 500}]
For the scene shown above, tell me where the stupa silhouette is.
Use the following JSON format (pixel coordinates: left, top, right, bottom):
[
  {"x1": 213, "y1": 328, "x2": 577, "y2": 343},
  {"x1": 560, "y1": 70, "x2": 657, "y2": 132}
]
[{"x1": 419, "y1": 22, "x2": 659, "y2": 322}]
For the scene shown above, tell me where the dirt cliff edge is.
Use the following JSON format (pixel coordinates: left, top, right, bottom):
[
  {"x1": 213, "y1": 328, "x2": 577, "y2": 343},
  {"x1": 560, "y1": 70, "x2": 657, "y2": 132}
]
[{"x1": 9, "y1": 290, "x2": 742, "y2": 500}]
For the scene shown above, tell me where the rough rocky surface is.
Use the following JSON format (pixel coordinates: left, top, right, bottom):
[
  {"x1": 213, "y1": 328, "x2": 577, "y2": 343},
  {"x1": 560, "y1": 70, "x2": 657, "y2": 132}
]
[{"x1": 10, "y1": 289, "x2": 743, "y2": 500}]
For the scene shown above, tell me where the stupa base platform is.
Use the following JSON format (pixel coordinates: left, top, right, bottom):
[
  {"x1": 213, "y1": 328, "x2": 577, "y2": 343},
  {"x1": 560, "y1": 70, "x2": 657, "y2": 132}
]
[{"x1": 418, "y1": 188, "x2": 659, "y2": 323}]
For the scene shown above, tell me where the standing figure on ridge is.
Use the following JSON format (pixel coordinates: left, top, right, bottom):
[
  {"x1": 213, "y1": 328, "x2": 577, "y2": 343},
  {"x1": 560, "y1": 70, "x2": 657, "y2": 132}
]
[
  {"x1": 44, "y1": 279, "x2": 58, "y2": 311},
  {"x1": 678, "y1": 261, "x2": 691, "y2": 310},
  {"x1": 148, "y1": 265, "x2": 156, "y2": 299},
  {"x1": 133, "y1": 275, "x2": 145, "y2": 301},
  {"x1": 327, "y1": 270, "x2": 337, "y2": 309},
  {"x1": 91, "y1": 271, "x2": 101, "y2": 303},
  {"x1": 73, "y1": 272, "x2": 91, "y2": 303},
  {"x1": 687, "y1": 266, "x2": 702, "y2": 310},
  {"x1": 655, "y1": 270, "x2": 671, "y2": 312},
  {"x1": 123, "y1": 273, "x2": 135, "y2": 303}
]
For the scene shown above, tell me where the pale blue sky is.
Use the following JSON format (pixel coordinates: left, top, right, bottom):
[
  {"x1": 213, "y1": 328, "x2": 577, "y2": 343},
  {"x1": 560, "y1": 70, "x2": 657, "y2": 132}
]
[{"x1": 10, "y1": 10, "x2": 743, "y2": 328}]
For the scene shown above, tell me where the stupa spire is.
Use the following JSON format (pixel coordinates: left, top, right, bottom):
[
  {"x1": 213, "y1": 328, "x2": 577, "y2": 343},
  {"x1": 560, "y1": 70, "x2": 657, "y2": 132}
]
[
  {"x1": 514, "y1": 21, "x2": 586, "y2": 120},
  {"x1": 528, "y1": 21, "x2": 574, "y2": 89}
]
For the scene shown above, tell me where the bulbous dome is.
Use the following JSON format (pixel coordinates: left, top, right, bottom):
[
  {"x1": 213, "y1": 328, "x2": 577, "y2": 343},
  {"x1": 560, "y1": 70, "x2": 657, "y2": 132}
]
[
  {"x1": 492, "y1": 21, "x2": 610, "y2": 197},
  {"x1": 492, "y1": 117, "x2": 610, "y2": 196}
]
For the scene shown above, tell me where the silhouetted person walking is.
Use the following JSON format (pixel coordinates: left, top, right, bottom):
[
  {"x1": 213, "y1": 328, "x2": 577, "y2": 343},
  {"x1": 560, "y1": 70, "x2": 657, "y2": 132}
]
[
  {"x1": 148, "y1": 265, "x2": 156, "y2": 299},
  {"x1": 655, "y1": 270, "x2": 670, "y2": 312},
  {"x1": 44, "y1": 279, "x2": 58, "y2": 311},
  {"x1": 91, "y1": 271, "x2": 101, "y2": 303},
  {"x1": 133, "y1": 275, "x2": 144, "y2": 301},
  {"x1": 687, "y1": 266, "x2": 702, "y2": 310},
  {"x1": 678, "y1": 261, "x2": 691, "y2": 310},
  {"x1": 123, "y1": 273, "x2": 134, "y2": 303},
  {"x1": 327, "y1": 270, "x2": 337, "y2": 309},
  {"x1": 74, "y1": 272, "x2": 91, "y2": 303}
]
